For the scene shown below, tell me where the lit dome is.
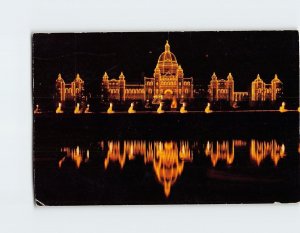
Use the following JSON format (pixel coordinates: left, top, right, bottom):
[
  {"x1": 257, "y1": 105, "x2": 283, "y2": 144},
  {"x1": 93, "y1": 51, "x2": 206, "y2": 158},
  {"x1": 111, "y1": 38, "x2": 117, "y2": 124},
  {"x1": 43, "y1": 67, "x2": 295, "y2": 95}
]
[
  {"x1": 156, "y1": 41, "x2": 179, "y2": 75},
  {"x1": 158, "y1": 40, "x2": 177, "y2": 64}
]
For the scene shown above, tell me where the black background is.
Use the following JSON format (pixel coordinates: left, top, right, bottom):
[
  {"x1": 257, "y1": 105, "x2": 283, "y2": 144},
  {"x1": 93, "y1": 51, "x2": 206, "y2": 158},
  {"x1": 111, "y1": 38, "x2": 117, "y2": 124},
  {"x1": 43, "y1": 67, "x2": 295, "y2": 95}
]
[{"x1": 33, "y1": 31, "x2": 299, "y2": 100}]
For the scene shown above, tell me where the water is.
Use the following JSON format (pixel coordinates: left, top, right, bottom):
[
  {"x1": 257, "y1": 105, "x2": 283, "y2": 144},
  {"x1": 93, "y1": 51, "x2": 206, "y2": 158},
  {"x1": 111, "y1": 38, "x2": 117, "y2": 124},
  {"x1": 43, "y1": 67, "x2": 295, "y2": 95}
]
[{"x1": 33, "y1": 112, "x2": 300, "y2": 205}]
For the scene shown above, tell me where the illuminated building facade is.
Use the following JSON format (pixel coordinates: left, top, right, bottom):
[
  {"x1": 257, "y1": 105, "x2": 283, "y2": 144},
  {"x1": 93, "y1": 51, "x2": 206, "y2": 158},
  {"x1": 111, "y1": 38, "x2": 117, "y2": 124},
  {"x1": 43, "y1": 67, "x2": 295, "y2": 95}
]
[
  {"x1": 208, "y1": 72, "x2": 235, "y2": 103},
  {"x1": 102, "y1": 72, "x2": 145, "y2": 101},
  {"x1": 208, "y1": 72, "x2": 283, "y2": 104},
  {"x1": 55, "y1": 73, "x2": 85, "y2": 102},
  {"x1": 102, "y1": 41, "x2": 194, "y2": 102},
  {"x1": 251, "y1": 74, "x2": 283, "y2": 101},
  {"x1": 54, "y1": 43, "x2": 283, "y2": 105}
]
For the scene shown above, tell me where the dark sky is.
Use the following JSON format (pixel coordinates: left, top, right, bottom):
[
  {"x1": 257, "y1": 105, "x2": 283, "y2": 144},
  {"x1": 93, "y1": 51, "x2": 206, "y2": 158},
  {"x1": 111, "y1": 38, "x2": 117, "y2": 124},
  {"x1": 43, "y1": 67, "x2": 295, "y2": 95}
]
[{"x1": 33, "y1": 31, "x2": 299, "y2": 99}]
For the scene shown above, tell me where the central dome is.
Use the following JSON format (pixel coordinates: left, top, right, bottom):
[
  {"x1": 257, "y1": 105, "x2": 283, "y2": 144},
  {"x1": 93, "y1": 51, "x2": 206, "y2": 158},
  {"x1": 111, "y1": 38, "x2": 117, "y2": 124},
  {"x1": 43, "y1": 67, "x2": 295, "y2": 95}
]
[
  {"x1": 158, "y1": 40, "x2": 178, "y2": 64},
  {"x1": 156, "y1": 41, "x2": 179, "y2": 75}
]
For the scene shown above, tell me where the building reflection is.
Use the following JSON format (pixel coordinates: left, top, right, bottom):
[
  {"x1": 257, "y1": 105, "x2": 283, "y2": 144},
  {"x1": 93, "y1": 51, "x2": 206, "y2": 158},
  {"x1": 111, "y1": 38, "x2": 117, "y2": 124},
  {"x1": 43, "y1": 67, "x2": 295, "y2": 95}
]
[
  {"x1": 58, "y1": 146, "x2": 89, "y2": 169},
  {"x1": 147, "y1": 141, "x2": 192, "y2": 197},
  {"x1": 205, "y1": 139, "x2": 285, "y2": 167},
  {"x1": 250, "y1": 140, "x2": 285, "y2": 166},
  {"x1": 103, "y1": 140, "x2": 147, "y2": 169},
  {"x1": 204, "y1": 140, "x2": 246, "y2": 167},
  {"x1": 57, "y1": 139, "x2": 288, "y2": 197},
  {"x1": 102, "y1": 140, "x2": 192, "y2": 197}
]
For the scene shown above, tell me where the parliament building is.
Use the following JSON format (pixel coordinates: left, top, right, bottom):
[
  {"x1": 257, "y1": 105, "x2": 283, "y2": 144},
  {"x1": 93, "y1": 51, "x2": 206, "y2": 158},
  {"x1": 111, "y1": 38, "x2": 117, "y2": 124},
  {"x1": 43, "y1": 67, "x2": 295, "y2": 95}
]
[
  {"x1": 55, "y1": 40, "x2": 283, "y2": 106},
  {"x1": 55, "y1": 73, "x2": 85, "y2": 102},
  {"x1": 101, "y1": 41, "x2": 193, "y2": 102},
  {"x1": 251, "y1": 74, "x2": 283, "y2": 101},
  {"x1": 208, "y1": 72, "x2": 283, "y2": 104}
]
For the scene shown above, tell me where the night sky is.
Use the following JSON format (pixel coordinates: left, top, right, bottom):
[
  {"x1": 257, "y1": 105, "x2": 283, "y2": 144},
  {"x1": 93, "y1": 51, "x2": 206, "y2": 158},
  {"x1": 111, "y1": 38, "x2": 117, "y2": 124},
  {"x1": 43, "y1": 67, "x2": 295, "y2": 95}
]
[{"x1": 32, "y1": 31, "x2": 299, "y2": 100}]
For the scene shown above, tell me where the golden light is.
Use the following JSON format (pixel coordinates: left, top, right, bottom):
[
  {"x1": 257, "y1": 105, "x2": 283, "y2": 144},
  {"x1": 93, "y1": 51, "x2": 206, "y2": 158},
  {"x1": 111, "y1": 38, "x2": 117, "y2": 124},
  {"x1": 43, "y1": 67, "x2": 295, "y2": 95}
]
[
  {"x1": 74, "y1": 103, "x2": 81, "y2": 114},
  {"x1": 157, "y1": 102, "x2": 165, "y2": 114},
  {"x1": 101, "y1": 140, "x2": 192, "y2": 197},
  {"x1": 250, "y1": 140, "x2": 286, "y2": 166},
  {"x1": 84, "y1": 104, "x2": 92, "y2": 114},
  {"x1": 107, "y1": 103, "x2": 115, "y2": 114},
  {"x1": 128, "y1": 102, "x2": 136, "y2": 113},
  {"x1": 205, "y1": 141, "x2": 234, "y2": 167},
  {"x1": 152, "y1": 141, "x2": 192, "y2": 197},
  {"x1": 279, "y1": 102, "x2": 287, "y2": 113},
  {"x1": 104, "y1": 141, "x2": 126, "y2": 169},
  {"x1": 58, "y1": 146, "x2": 89, "y2": 169},
  {"x1": 55, "y1": 102, "x2": 63, "y2": 114},
  {"x1": 180, "y1": 102, "x2": 188, "y2": 113},
  {"x1": 95, "y1": 41, "x2": 194, "y2": 103},
  {"x1": 205, "y1": 103, "x2": 212, "y2": 114},
  {"x1": 171, "y1": 96, "x2": 177, "y2": 109}
]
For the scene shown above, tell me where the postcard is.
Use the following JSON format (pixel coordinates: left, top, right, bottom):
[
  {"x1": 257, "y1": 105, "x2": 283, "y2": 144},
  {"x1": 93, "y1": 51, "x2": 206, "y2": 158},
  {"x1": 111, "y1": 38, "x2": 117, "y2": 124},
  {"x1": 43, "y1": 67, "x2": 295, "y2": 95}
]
[{"x1": 33, "y1": 31, "x2": 299, "y2": 205}]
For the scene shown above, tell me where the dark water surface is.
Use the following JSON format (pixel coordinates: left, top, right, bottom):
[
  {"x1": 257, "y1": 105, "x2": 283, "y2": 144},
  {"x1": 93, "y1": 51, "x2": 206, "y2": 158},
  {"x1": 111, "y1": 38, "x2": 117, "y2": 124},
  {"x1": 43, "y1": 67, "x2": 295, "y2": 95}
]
[{"x1": 33, "y1": 112, "x2": 300, "y2": 205}]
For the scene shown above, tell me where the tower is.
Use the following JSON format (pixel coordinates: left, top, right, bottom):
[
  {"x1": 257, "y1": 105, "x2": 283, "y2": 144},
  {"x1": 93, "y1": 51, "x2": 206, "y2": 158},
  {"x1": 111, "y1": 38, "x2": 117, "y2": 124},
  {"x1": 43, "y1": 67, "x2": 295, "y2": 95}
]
[
  {"x1": 226, "y1": 72, "x2": 234, "y2": 102},
  {"x1": 177, "y1": 65, "x2": 183, "y2": 98},
  {"x1": 119, "y1": 72, "x2": 126, "y2": 101},
  {"x1": 251, "y1": 74, "x2": 265, "y2": 101},
  {"x1": 209, "y1": 72, "x2": 218, "y2": 101},
  {"x1": 102, "y1": 72, "x2": 109, "y2": 89},
  {"x1": 55, "y1": 73, "x2": 65, "y2": 102},
  {"x1": 271, "y1": 74, "x2": 283, "y2": 101},
  {"x1": 71, "y1": 73, "x2": 84, "y2": 101},
  {"x1": 153, "y1": 65, "x2": 161, "y2": 95}
]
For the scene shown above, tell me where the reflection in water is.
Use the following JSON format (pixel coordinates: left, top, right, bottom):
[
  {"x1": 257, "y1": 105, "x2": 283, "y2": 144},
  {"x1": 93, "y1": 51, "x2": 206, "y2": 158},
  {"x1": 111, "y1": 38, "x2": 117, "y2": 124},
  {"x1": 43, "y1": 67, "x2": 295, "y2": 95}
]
[
  {"x1": 250, "y1": 140, "x2": 285, "y2": 166},
  {"x1": 150, "y1": 141, "x2": 192, "y2": 197},
  {"x1": 57, "y1": 139, "x2": 288, "y2": 197},
  {"x1": 205, "y1": 139, "x2": 286, "y2": 167},
  {"x1": 204, "y1": 140, "x2": 246, "y2": 167},
  {"x1": 103, "y1": 140, "x2": 146, "y2": 169},
  {"x1": 58, "y1": 146, "x2": 89, "y2": 168},
  {"x1": 102, "y1": 140, "x2": 192, "y2": 197}
]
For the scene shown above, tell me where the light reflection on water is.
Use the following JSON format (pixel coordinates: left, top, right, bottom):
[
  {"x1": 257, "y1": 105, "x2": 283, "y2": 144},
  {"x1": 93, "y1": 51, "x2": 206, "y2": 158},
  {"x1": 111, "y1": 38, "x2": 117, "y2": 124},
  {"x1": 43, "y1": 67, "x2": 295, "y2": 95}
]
[
  {"x1": 58, "y1": 139, "x2": 288, "y2": 197},
  {"x1": 102, "y1": 140, "x2": 192, "y2": 197},
  {"x1": 250, "y1": 140, "x2": 285, "y2": 166},
  {"x1": 58, "y1": 146, "x2": 90, "y2": 169}
]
